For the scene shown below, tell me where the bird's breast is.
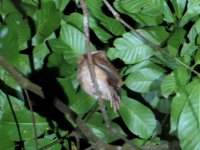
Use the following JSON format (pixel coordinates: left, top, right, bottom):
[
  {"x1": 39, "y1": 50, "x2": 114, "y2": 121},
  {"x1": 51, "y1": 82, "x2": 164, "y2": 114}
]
[{"x1": 78, "y1": 62, "x2": 111, "y2": 100}]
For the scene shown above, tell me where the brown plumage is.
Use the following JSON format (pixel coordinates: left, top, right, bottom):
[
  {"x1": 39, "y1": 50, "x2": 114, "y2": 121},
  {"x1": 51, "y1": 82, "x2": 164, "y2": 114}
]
[{"x1": 77, "y1": 51, "x2": 122, "y2": 112}]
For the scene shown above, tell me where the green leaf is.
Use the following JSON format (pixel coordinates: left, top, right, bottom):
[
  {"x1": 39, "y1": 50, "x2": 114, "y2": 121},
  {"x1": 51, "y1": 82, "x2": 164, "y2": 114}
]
[
  {"x1": 170, "y1": 79, "x2": 198, "y2": 133},
  {"x1": 195, "y1": 48, "x2": 200, "y2": 65},
  {"x1": 0, "y1": 105, "x2": 3, "y2": 121},
  {"x1": 48, "y1": 38, "x2": 78, "y2": 75},
  {"x1": 180, "y1": 0, "x2": 200, "y2": 26},
  {"x1": 188, "y1": 18, "x2": 200, "y2": 42},
  {"x1": 108, "y1": 26, "x2": 169, "y2": 64},
  {"x1": 120, "y1": 0, "x2": 175, "y2": 23},
  {"x1": 0, "y1": 68, "x2": 23, "y2": 97},
  {"x1": 48, "y1": 39, "x2": 71, "y2": 53},
  {"x1": 33, "y1": 42, "x2": 49, "y2": 70},
  {"x1": 0, "y1": 140, "x2": 15, "y2": 150},
  {"x1": 174, "y1": 67, "x2": 189, "y2": 86},
  {"x1": 125, "y1": 68, "x2": 163, "y2": 93},
  {"x1": 14, "y1": 55, "x2": 31, "y2": 75},
  {"x1": 90, "y1": 26, "x2": 113, "y2": 43},
  {"x1": 142, "y1": 91, "x2": 161, "y2": 108},
  {"x1": 155, "y1": 52, "x2": 180, "y2": 70},
  {"x1": 178, "y1": 80, "x2": 200, "y2": 150},
  {"x1": 65, "y1": 12, "x2": 112, "y2": 43},
  {"x1": 21, "y1": 2, "x2": 38, "y2": 17},
  {"x1": 0, "y1": 94, "x2": 49, "y2": 142},
  {"x1": 60, "y1": 24, "x2": 95, "y2": 55},
  {"x1": 58, "y1": 77, "x2": 96, "y2": 115},
  {"x1": 0, "y1": 26, "x2": 19, "y2": 59},
  {"x1": 48, "y1": 54, "x2": 76, "y2": 77},
  {"x1": 53, "y1": 0, "x2": 70, "y2": 11},
  {"x1": 167, "y1": 28, "x2": 186, "y2": 56},
  {"x1": 32, "y1": 1, "x2": 61, "y2": 45},
  {"x1": 0, "y1": 26, "x2": 31, "y2": 74},
  {"x1": 70, "y1": 90, "x2": 96, "y2": 115},
  {"x1": 47, "y1": 51, "x2": 63, "y2": 67},
  {"x1": 87, "y1": 112, "x2": 103, "y2": 125},
  {"x1": 48, "y1": 38, "x2": 78, "y2": 64},
  {"x1": 143, "y1": 91, "x2": 171, "y2": 113},
  {"x1": 170, "y1": 0, "x2": 187, "y2": 18},
  {"x1": 108, "y1": 34, "x2": 153, "y2": 64},
  {"x1": 25, "y1": 134, "x2": 65, "y2": 150},
  {"x1": 114, "y1": 0, "x2": 162, "y2": 26},
  {"x1": 21, "y1": 0, "x2": 39, "y2": 6},
  {"x1": 170, "y1": 93, "x2": 187, "y2": 134},
  {"x1": 131, "y1": 13, "x2": 163, "y2": 26},
  {"x1": 0, "y1": 0, "x2": 19, "y2": 16},
  {"x1": 47, "y1": 37, "x2": 84, "y2": 77},
  {"x1": 86, "y1": 0, "x2": 125, "y2": 36},
  {"x1": 120, "y1": 0, "x2": 143, "y2": 13},
  {"x1": 197, "y1": 35, "x2": 200, "y2": 45},
  {"x1": 156, "y1": 98, "x2": 171, "y2": 113},
  {"x1": 5, "y1": 13, "x2": 31, "y2": 50},
  {"x1": 88, "y1": 123, "x2": 123, "y2": 143},
  {"x1": 64, "y1": 13, "x2": 84, "y2": 32},
  {"x1": 88, "y1": 112, "x2": 125, "y2": 143},
  {"x1": 161, "y1": 73, "x2": 176, "y2": 98},
  {"x1": 125, "y1": 60, "x2": 165, "y2": 75},
  {"x1": 60, "y1": 64, "x2": 77, "y2": 78},
  {"x1": 120, "y1": 96, "x2": 157, "y2": 139},
  {"x1": 137, "y1": 26, "x2": 170, "y2": 45},
  {"x1": 180, "y1": 42, "x2": 198, "y2": 64},
  {"x1": 125, "y1": 60, "x2": 153, "y2": 74},
  {"x1": 57, "y1": 77, "x2": 77, "y2": 104}
]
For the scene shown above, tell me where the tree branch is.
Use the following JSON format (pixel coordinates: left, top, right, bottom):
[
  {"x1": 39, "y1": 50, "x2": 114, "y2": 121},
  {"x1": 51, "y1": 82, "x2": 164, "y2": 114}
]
[{"x1": 79, "y1": 0, "x2": 111, "y2": 128}]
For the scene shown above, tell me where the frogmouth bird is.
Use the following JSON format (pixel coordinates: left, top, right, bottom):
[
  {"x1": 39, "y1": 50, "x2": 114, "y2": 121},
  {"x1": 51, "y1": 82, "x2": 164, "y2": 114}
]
[{"x1": 78, "y1": 51, "x2": 122, "y2": 112}]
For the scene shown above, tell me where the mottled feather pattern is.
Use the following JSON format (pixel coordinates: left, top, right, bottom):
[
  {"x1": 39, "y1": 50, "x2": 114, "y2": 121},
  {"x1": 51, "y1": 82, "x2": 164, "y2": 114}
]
[{"x1": 78, "y1": 51, "x2": 122, "y2": 112}]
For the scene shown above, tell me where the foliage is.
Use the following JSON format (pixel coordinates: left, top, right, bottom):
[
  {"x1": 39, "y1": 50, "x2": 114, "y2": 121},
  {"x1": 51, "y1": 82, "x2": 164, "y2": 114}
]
[{"x1": 0, "y1": 0, "x2": 200, "y2": 149}]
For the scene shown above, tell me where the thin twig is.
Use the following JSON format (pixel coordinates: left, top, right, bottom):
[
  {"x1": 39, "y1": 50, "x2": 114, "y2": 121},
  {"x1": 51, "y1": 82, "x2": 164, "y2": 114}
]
[
  {"x1": 24, "y1": 89, "x2": 38, "y2": 150},
  {"x1": 79, "y1": 0, "x2": 111, "y2": 128},
  {"x1": 102, "y1": 0, "x2": 200, "y2": 78}
]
